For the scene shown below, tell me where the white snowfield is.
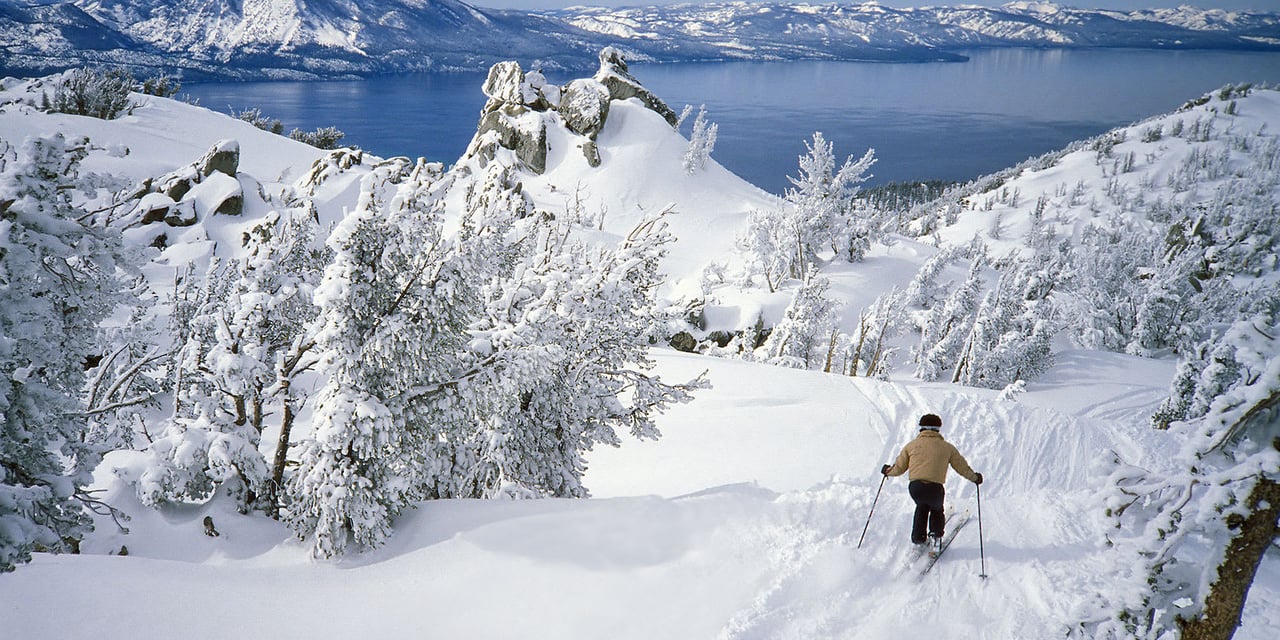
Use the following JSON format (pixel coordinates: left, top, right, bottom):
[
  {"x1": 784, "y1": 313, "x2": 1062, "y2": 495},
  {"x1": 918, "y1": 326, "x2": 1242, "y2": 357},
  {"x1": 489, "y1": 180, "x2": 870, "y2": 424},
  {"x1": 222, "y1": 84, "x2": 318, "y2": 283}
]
[{"x1": 1, "y1": 74, "x2": 1278, "y2": 638}]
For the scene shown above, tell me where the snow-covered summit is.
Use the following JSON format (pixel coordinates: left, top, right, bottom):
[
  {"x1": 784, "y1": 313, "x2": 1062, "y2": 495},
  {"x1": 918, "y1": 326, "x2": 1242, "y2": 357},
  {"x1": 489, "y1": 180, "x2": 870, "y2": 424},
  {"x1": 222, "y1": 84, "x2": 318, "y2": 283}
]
[{"x1": 455, "y1": 48, "x2": 777, "y2": 298}]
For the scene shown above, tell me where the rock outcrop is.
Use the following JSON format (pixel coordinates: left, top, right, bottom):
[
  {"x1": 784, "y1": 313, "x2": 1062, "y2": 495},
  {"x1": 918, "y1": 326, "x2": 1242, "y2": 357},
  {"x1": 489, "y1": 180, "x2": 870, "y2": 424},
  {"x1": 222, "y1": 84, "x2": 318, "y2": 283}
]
[
  {"x1": 464, "y1": 48, "x2": 680, "y2": 174},
  {"x1": 592, "y1": 47, "x2": 679, "y2": 128},
  {"x1": 116, "y1": 139, "x2": 245, "y2": 245}
]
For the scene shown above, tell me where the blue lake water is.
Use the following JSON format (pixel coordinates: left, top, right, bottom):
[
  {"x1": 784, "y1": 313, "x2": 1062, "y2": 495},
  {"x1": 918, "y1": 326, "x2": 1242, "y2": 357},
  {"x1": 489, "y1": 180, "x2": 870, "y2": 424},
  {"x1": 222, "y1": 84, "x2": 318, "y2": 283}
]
[{"x1": 182, "y1": 49, "x2": 1280, "y2": 194}]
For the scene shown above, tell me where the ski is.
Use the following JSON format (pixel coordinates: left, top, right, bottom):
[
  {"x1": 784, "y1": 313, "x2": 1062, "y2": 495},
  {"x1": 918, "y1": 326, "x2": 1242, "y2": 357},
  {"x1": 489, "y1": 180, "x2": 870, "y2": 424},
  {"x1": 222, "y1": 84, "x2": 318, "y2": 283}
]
[
  {"x1": 902, "y1": 509, "x2": 958, "y2": 571},
  {"x1": 918, "y1": 509, "x2": 971, "y2": 576}
]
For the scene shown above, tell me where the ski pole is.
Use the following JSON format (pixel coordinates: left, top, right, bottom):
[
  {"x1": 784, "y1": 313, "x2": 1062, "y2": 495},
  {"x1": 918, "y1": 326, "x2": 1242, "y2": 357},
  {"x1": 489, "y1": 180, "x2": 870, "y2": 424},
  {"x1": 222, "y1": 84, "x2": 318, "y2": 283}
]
[
  {"x1": 977, "y1": 482, "x2": 988, "y2": 578},
  {"x1": 857, "y1": 474, "x2": 887, "y2": 549}
]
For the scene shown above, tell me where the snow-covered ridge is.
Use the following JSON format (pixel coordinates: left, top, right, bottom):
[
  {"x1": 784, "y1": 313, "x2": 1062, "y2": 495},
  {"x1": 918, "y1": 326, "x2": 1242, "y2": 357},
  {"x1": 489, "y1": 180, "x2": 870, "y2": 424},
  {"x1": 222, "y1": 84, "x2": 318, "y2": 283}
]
[
  {"x1": 547, "y1": 2, "x2": 1280, "y2": 62},
  {"x1": 1, "y1": 1, "x2": 1278, "y2": 79}
]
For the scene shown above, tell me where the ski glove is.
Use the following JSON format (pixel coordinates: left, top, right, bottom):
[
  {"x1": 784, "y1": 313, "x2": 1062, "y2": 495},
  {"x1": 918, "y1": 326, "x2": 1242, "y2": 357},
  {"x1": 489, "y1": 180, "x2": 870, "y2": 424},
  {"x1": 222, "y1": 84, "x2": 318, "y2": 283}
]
[
  {"x1": 973, "y1": 472, "x2": 984, "y2": 485},
  {"x1": 881, "y1": 464, "x2": 891, "y2": 476}
]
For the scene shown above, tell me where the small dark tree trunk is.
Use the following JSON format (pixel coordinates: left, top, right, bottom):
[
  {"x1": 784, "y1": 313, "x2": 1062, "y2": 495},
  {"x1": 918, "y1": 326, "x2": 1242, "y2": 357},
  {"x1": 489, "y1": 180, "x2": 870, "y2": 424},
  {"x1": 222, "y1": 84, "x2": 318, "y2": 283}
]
[
  {"x1": 265, "y1": 398, "x2": 295, "y2": 519},
  {"x1": 1179, "y1": 465, "x2": 1280, "y2": 640}
]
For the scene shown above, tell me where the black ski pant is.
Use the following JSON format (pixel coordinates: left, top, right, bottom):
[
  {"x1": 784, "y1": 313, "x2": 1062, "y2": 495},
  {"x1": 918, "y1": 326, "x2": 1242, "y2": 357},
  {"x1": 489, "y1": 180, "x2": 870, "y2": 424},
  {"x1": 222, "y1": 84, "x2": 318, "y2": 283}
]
[{"x1": 908, "y1": 480, "x2": 946, "y2": 544}]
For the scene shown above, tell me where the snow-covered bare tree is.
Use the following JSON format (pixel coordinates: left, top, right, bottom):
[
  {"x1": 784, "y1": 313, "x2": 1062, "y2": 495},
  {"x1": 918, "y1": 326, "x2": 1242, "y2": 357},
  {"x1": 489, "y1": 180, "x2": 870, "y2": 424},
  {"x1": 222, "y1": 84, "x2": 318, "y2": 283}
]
[
  {"x1": 0, "y1": 134, "x2": 126, "y2": 571},
  {"x1": 1087, "y1": 312, "x2": 1280, "y2": 640}
]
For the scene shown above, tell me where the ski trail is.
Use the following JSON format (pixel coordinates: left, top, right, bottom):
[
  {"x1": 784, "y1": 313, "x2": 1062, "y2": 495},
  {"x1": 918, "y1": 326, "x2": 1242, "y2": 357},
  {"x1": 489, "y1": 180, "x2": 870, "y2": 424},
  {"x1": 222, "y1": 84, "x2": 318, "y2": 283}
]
[{"x1": 706, "y1": 378, "x2": 1150, "y2": 640}]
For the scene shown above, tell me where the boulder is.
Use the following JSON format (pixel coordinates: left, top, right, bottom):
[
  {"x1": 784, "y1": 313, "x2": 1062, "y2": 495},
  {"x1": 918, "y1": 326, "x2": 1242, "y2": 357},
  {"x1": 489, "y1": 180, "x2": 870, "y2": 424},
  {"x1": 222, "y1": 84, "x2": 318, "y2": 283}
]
[
  {"x1": 163, "y1": 201, "x2": 198, "y2": 227},
  {"x1": 559, "y1": 78, "x2": 611, "y2": 139},
  {"x1": 198, "y1": 139, "x2": 239, "y2": 178},
  {"x1": 475, "y1": 105, "x2": 548, "y2": 174},
  {"x1": 669, "y1": 331, "x2": 698, "y2": 353},
  {"x1": 580, "y1": 139, "x2": 601, "y2": 168},
  {"x1": 482, "y1": 60, "x2": 528, "y2": 110}
]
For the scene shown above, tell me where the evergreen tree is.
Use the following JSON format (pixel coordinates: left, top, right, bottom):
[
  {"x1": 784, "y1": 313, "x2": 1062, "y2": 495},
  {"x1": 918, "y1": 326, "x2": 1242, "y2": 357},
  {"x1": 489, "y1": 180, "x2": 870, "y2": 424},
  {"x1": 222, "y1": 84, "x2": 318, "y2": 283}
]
[
  {"x1": 952, "y1": 264, "x2": 1056, "y2": 389},
  {"x1": 914, "y1": 258, "x2": 985, "y2": 382},
  {"x1": 784, "y1": 132, "x2": 876, "y2": 270},
  {"x1": 49, "y1": 68, "x2": 134, "y2": 120},
  {"x1": 845, "y1": 289, "x2": 906, "y2": 378},
  {"x1": 682, "y1": 105, "x2": 717, "y2": 174},
  {"x1": 740, "y1": 132, "x2": 875, "y2": 285},
  {"x1": 764, "y1": 267, "x2": 841, "y2": 369},
  {"x1": 453, "y1": 170, "x2": 704, "y2": 499},
  {"x1": 0, "y1": 134, "x2": 124, "y2": 571},
  {"x1": 738, "y1": 206, "x2": 791, "y2": 292},
  {"x1": 903, "y1": 247, "x2": 957, "y2": 309},
  {"x1": 133, "y1": 208, "x2": 328, "y2": 514},
  {"x1": 286, "y1": 159, "x2": 469, "y2": 557}
]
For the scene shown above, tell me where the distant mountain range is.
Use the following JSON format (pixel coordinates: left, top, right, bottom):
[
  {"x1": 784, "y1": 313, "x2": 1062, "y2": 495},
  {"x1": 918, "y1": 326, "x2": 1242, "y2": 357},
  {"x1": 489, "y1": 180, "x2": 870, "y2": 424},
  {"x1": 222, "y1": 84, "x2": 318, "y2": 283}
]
[{"x1": 2, "y1": 1, "x2": 1278, "y2": 80}]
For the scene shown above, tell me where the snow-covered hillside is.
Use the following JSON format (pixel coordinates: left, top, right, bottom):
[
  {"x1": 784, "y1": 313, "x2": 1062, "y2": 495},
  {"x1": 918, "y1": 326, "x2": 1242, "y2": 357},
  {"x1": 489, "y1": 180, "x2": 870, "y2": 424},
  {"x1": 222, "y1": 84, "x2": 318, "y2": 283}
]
[
  {"x1": 3, "y1": 350, "x2": 1276, "y2": 639},
  {"x1": 2, "y1": 55, "x2": 1278, "y2": 639},
  {"x1": 2, "y1": 1, "x2": 1279, "y2": 78}
]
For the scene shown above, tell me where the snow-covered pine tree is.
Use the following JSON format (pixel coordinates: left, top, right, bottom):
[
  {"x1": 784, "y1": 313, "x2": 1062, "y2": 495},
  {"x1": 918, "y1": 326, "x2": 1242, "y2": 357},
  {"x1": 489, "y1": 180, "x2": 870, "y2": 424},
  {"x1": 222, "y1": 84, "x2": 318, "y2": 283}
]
[
  {"x1": 1, "y1": 134, "x2": 125, "y2": 571},
  {"x1": 764, "y1": 266, "x2": 841, "y2": 369},
  {"x1": 738, "y1": 206, "x2": 791, "y2": 292},
  {"x1": 286, "y1": 158, "x2": 466, "y2": 558},
  {"x1": 953, "y1": 260, "x2": 1056, "y2": 389},
  {"x1": 682, "y1": 105, "x2": 717, "y2": 174},
  {"x1": 1067, "y1": 224, "x2": 1157, "y2": 352},
  {"x1": 740, "y1": 133, "x2": 875, "y2": 286},
  {"x1": 844, "y1": 289, "x2": 906, "y2": 378},
  {"x1": 784, "y1": 132, "x2": 876, "y2": 271},
  {"x1": 1089, "y1": 312, "x2": 1280, "y2": 640},
  {"x1": 237, "y1": 208, "x2": 331, "y2": 515},
  {"x1": 903, "y1": 246, "x2": 957, "y2": 309},
  {"x1": 136, "y1": 206, "x2": 330, "y2": 514},
  {"x1": 914, "y1": 257, "x2": 985, "y2": 382},
  {"x1": 451, "y1": 169, "x2": 704, "y2": 499},
  {"x1": 136, "y1": 257, "x2": 272, "y2": 511}
]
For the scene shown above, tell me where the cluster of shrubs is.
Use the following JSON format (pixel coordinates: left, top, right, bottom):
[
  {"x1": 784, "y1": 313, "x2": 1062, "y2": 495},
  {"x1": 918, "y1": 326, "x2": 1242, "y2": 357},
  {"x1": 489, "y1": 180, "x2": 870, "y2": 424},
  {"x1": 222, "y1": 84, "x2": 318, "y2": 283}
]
[
  {"x1": 43, "y1": 66, "x2": 347, "y2": 151},
  {"x1": 42, "y1": 67, "x2": 181, "y2": 119}
]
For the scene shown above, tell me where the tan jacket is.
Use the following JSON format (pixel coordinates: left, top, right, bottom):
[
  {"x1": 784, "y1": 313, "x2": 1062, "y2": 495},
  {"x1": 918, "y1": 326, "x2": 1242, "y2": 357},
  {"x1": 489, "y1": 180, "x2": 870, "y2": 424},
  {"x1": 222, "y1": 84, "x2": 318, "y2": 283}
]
[{"x1": 885, "y1": 430, "x2": 979, "y2": 485}]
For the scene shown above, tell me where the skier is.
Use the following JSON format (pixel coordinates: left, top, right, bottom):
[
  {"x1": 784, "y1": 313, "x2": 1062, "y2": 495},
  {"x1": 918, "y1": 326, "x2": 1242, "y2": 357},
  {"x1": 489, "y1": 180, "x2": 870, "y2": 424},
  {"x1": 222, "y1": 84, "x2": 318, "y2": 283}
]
[{"x1": 880, "y1": 413, "x2": 983, "y2": 554}]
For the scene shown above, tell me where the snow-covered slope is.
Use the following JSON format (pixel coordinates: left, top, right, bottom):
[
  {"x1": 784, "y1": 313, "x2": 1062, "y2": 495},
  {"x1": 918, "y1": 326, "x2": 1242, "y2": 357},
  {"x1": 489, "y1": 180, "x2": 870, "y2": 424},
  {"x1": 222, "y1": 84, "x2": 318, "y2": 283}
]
[
  {"x1": 919, "y1": 84, "x2": 1280, "y2": 262},
  {"x1": 4, "y1": 349, "x2": 1276, "y2": 640},
  {"x1": 3, "y1": 1, "x2": 1278, "y2": 78}
]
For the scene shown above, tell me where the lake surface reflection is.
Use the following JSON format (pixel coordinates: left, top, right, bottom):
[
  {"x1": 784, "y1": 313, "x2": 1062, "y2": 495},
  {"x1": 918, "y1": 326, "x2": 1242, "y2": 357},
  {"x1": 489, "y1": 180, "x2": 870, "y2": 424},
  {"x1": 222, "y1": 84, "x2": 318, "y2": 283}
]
[{"x1": 182, "y1": 49, "x2": 1280, "y2": 194}]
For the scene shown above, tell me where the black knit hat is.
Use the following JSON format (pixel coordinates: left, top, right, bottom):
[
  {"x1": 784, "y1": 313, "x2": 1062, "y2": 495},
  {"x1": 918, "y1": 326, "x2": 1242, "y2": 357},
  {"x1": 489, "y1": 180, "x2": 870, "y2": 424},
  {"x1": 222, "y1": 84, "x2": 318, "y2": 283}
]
[{"x1": 919, "y1": 413, "x2": 942, "y2": 430}]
